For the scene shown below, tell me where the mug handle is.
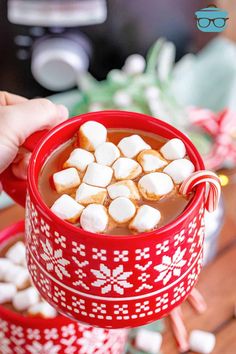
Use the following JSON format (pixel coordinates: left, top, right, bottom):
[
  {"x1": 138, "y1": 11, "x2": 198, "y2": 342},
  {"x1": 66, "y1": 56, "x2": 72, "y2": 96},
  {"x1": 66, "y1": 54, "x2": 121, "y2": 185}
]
[{"x1": 0, "y1": 130, "x2": 48, "y2": 207}]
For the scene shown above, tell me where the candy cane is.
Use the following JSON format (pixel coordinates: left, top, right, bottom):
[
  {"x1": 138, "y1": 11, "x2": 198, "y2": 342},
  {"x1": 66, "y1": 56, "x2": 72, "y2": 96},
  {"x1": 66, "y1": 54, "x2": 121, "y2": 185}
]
[
  {"x1": 188, "y1": 288, "x2": 207, "y2": 314},
  {"x1": 180, "y1": 171, "x2": 221, "y2": 213},
  {"x1": 169, "y1": 307, "x2": 189, "y2": 352}
]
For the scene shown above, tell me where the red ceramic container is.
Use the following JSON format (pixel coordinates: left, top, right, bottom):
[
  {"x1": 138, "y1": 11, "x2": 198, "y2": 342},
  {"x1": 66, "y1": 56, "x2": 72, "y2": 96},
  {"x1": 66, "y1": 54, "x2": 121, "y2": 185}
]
[
  {"x1": 1, "y1": 111, "x2": 205, "y2": 329},
  {"x1": 0, "y1": 221, "x2": 128, "y2": 353}
]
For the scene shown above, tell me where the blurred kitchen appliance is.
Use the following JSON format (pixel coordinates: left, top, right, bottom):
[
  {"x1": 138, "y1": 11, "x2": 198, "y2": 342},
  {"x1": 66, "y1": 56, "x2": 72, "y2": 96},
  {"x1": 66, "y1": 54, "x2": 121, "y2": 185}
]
[{"x1": 7, "y1": 0, "x2": 107, "y2": 91}]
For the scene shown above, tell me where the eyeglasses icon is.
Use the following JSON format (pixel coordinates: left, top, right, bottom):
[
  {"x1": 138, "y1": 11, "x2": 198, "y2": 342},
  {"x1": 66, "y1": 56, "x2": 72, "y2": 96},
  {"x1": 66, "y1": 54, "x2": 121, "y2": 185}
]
[
  {"x1": 196, "y1": 17, "x2": 229, "y2": 29},
  {"x1": 195, "y1": 5, "x2": 229, "y2": 33}
]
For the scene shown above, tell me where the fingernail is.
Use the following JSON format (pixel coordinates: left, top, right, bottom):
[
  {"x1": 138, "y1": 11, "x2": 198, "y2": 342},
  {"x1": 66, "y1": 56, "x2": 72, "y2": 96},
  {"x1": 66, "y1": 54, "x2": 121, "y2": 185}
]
[{"x1": 57, "y1": 105, "x2": 69, "y2": 119}]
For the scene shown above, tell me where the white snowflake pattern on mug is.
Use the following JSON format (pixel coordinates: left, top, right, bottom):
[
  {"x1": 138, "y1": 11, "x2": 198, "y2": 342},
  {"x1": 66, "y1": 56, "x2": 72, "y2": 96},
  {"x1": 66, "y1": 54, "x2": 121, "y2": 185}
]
[
  {"x1": 91, "y1": 264, "x2": 133, "y2": 295},
  {"x1": 155, "y1": 247, "x2": 187, "y2": 285},
  {"x1": 40, "y1": 239, "x2": 70, "y2": 280}
]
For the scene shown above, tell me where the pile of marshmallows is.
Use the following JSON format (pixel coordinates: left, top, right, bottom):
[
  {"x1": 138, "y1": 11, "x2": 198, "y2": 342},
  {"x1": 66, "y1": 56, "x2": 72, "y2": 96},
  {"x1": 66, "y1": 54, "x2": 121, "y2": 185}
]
[
  {"x1": 0, "y1": 241, "x2": 57, "y2": 318},
  {"x1": 51, "y1": 121, "x2": 195, "y2": 234}
]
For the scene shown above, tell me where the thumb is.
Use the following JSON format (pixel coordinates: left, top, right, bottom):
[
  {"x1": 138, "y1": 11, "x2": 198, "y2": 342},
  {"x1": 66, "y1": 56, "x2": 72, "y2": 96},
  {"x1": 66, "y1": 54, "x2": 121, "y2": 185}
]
[{"x1": 9, "y1": 98, "x2": 69, "y2": 146}]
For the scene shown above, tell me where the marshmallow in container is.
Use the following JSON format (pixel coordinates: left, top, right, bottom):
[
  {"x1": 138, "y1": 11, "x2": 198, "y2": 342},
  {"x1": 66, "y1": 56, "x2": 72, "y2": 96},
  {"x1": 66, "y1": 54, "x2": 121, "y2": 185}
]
[
  {"x1": 76, "y1": 183, "x2": 107, "y2": 205},
  {"x1": 5, "y1": 241, "x2": 26, "y2": 266},
  {"x1": 28, "y1": 302, "x2": 57, "y2": 318},
  {"x1": 163, "y1": 158, "x2": 195, "y2": 184},
  {"x1": 3, "y1": 264, "x2": 29, "y2": 289},
  {"x1": 80, "y1": 204, "x2": 108, "y2": 233},
  {"x1": 13, "y1": 287, "x2": 40, "y2": 312},
  {"x1": 95, "y1": 142, "x2": 120, "y2": 166},
  {"x1": 129, "y1": 205, "x2": 161, "y2": 233},
  {"x1": 138, "y1": 172, "x2": 174, "y2": 200},
  {"x1": 107, "y1": 180, "x2": 140, "y2": 200},
  {"x1": 135, "y1": 329, "x2": 163, "y2": 354},
  {"x1": 189, "y1": 330, "x2": 216, "y2": 354},
  {"x1": 64, "y1": 148, "x2": 94, "y2": 172},
  {"x1": 0, "y1": 258, "x2": 13, "y2": 281},
  {"x1": 0, "y1": 283, "x2": 17, "y2": 304},
  {"x1": 51, "y1": 194, "x2": 84, "y2": 223},
  {"x1": 112, "y1": 158, "x2": 142, "y2": 180},
  {"x1": 78, "y1": 121, "x2": 107, "y2": 152},
  {"x1": 118, "y1": 135, "x2": 151, "y2": 158},
  {"x1": 83, "y1": 162, "x2": 113, "y2": 187},
  {"x1": 108, "y1": 197, "x2": 136, "y2": 223},
  {"x1": 137, "y1": 149, "x2": 167, "y2": 172},
  {"x1": 160, "y1": 138, "x2": 186, "y2": 160},
  {"x1": 53, "y1": 168, "x2": 80, "y2": 194}
]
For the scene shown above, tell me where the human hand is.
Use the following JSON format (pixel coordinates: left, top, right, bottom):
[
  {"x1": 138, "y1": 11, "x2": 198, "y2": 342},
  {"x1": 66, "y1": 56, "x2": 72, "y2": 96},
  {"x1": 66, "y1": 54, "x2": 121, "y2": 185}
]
[{"x1": 0, "y1": 92, "x2": 69, "y2": 179}]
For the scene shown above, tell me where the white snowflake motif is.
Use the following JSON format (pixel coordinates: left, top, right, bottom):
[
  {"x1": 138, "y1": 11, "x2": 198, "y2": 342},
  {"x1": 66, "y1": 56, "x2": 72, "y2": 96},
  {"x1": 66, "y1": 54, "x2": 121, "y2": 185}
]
[
  {"x1": 61, "y1": 324, "x2": 75, "y2": 337},
  {"x1": 156, "y1": 240, "x2": 169, "y2": 255},
  {"x1": 26, "y1": 340, "x2": 61, "y2": 354},
  {"x1": 155, "y1": 247, "x2": 187, "y2": 285},
  {"x1": 91, "y1": 264, "x2": 133, "y2": 295},
  {"x1": 114, "y1": 250, "x2": 129, "y2": 262},
  {"x1": 92, "y1": 248, "x2": 107, "y2": 261},
  {"x1": 188, "y1": 217, "x2": 197, "y2": 234},
  {"x1": 40, "y1": 239, "x2": 70, "y2": 280},
  {"x1": 0, "y1": 319, "x2": 8, "y2": 332},
  {"x1": 27, "y1": 329, "x2": 41, "y2": 341},
  {"x1": 10, "y1": 325, "x2": 24, "y2": 338},
  {"x1": 0, "y1": 332, "x2": 11, "y2": 354},
  {"x1": 44, "y1": 328, "x2": 59, "y2": 340},
  {"x1": 54, "y1": 232, "x2": 66, "y2": 248},
  {"x1": 40, "y1": 218, "x2": 51, "y2": 237},
  {"x1": 174, "y1": 230, "x2": 185, "y2": 246},
  {"x1": 77, "y1": 328, "x2": 106, "y2": 354},
  {"x1": 135, "y1": 247, "x2": 150, "y2": 261},
  {"x1": 72, "y1": 241, "x2": 86, "y2": 256},
  {"x1": 197, "y1": 226, "x2": 205, "y2": 247}
]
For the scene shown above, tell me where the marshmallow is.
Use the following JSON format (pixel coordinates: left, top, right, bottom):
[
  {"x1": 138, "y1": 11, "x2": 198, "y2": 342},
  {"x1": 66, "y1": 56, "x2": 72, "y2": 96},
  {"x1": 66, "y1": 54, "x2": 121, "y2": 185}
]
[
  {"x1": 135, "y1": 329, "x2": 163, "y2": 354},
  {"x1": 189, "y1": 330, "x2": 216, "y2": 354},
  {"x1": 80, "y1": 204, "x2": 108, "y2": 233},
  {"x1": 112, "y1": 158, "x2": 142, "y2": 180},
  {"x1": 0, "y1": 283, "x2": 17, "y2": 304},
  {"x1": 51, "y1": 194, "x2": 84, "y2": 223},
  {"x1": 83, "y1": 162, "x2": 113, "y2": 187},
  {"x1": 107, "y1": 180, "x2": 140, "y2": 200},
  {"x1": 118, "y1": 135, "x2": 151, "y2": 158},
  {"x1": 5, "y1": 241, "x2": 26, "y2": 266},
  {"x1": 95, "y1": 142, "x2": 120, "y2": 166},
  {"x1": 28, "y1": 302, "x2": 57, "y2": 318},
  {"x1": 129, "y1": 205, "x2": 161, "y2": 233},
  {"x1": 13, "y1": 287, "x2": 40, "y2": 312},
  {"x1": 160, "y1": 138, "x2": 186, "y2": 160},
  {"x1": 53, "y1": 168, "x2": 80, "y2": 194},
  {"x1": 137, "y1": 149, "x2": 167, "y2": 172},
  {"x1": 123, "y1": 54, "x2": 146, "y2": 75},
  {"x1": 138, "y1": 172, "x2": 174, "y2": 200},
  {"x1": 0, "y1": 258, "x2": 13, "y2": 281},
  {"x1": 163, "y1": 158, "x2": 195, "y2": 184},
  {"x1": 78, "y1": 121, "x2": 107, "y2": 152},
  {"x1": 75, "y1": 183, "x2": 107, "y2": 205},
  {"x1": 64, "y1": 148, "x2": 94, "y2": 172},
  {"x1": 3, "y1": 265, "x2": 30, "y2": 289},
  {"x1": 108, "y1": 197, "x2": 136, "y2": 223}
]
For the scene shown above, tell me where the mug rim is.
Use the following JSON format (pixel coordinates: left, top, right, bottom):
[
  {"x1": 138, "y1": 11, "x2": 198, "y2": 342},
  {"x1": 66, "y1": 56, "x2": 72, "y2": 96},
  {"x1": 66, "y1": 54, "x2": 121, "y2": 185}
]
[
  {"x1": 0, "y1": 220, "x2": 72, "y2": 327},
  {"x1": 28, "y1": 110, "x2": 205, "y2": 241}
]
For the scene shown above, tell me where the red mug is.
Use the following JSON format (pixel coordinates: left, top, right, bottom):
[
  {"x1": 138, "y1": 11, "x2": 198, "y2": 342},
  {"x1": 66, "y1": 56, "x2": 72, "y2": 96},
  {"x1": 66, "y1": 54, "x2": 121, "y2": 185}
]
[
  {"x1": 0, "y1": 221, "x2": 128, "y2": 353},
  {"x1": 2, "y1": 111, "x2": 206, "y2": 329}
]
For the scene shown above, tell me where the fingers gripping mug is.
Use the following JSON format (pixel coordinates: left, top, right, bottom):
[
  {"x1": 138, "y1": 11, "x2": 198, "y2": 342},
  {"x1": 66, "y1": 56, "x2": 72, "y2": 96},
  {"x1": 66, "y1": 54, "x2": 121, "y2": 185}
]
[{"x1": 1, "y1": 111, "x2": 220, "y2": 329}]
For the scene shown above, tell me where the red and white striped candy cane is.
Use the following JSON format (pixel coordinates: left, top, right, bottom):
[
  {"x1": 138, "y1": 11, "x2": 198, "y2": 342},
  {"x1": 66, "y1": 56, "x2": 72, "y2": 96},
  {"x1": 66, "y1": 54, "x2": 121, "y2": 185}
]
[
  {"x1": 180, "y1": 171, "x2": 221, "y2": 213},
  {"x1": 169, "y1": 307, "x2": 189, "y2": 352}
]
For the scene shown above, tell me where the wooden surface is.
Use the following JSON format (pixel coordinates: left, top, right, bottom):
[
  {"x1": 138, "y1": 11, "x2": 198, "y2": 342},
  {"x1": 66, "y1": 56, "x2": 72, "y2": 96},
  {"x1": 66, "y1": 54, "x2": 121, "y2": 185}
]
[{"x1": 0, "y1": 181, "x2": 236, "y2": 353}]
